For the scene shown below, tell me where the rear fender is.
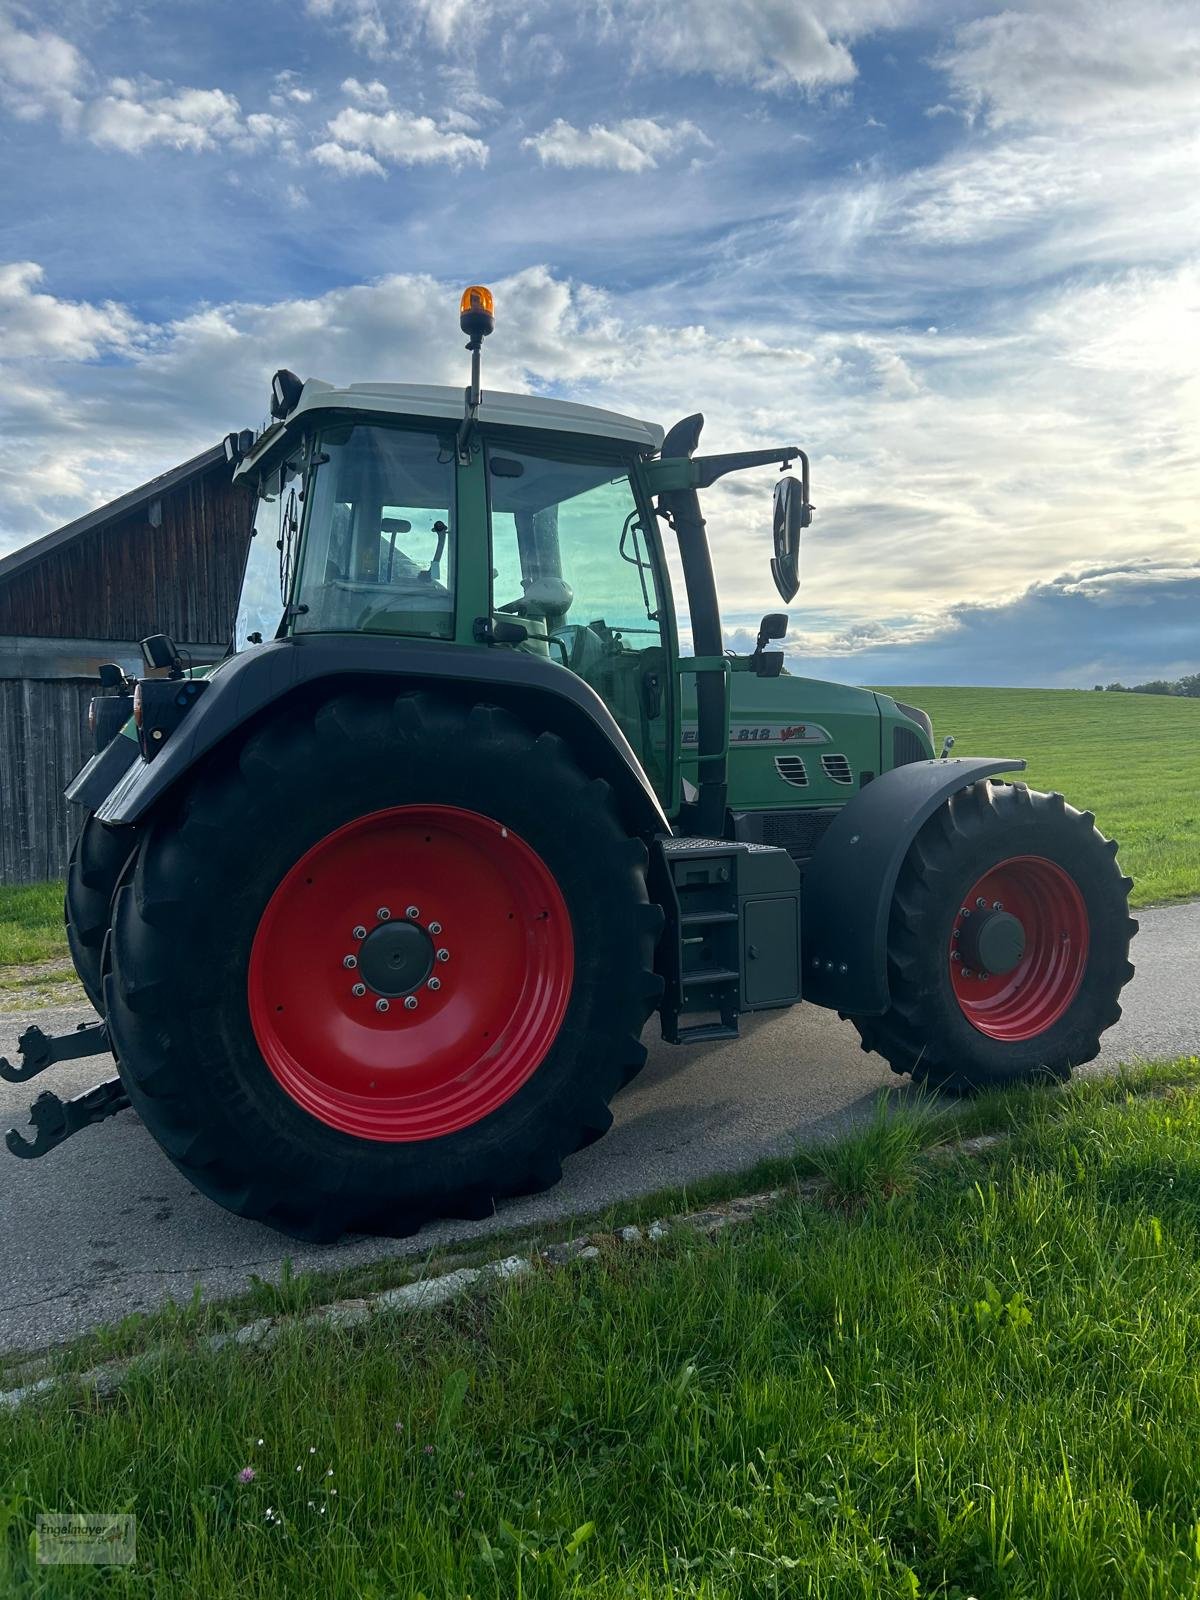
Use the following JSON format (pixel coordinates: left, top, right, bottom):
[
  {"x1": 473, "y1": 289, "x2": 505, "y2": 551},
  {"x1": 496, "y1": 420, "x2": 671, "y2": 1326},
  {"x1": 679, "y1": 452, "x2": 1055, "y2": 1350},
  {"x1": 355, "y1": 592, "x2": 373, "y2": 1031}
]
[
  {"x1": 802, "y1": 757, "x2": 1026, "y2": 1015},
  {"x1": 93, "y1": 636, "x2": 670, "y2": 837}
]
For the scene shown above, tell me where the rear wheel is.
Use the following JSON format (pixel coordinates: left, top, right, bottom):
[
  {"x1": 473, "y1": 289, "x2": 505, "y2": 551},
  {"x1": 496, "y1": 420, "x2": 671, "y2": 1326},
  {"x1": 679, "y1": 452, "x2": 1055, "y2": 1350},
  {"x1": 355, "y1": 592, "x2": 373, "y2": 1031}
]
[
  {"x1": 849, "y1": 780, "x2": 1137, "y2": 1092},
  {"x1": 65, "y1": 813, "x2": 138, "y2": 1012},
  {"x1": 105, "y1": 690, "x2": 663, "y2": 1239}
]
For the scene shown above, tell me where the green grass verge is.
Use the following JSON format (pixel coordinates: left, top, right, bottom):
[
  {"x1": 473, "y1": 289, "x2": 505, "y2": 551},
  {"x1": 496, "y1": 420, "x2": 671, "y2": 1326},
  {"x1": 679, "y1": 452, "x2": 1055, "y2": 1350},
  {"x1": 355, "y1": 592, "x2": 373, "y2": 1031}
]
[
  {"x1": 881, "y1": 685, "x2": 1200, "y2": 906},
  {"x1": 6, "y1": 1058, "x2": 1200, "y2": 1597},
  {"x1": 0, "y1": 881, "x2": 66, "y2": 967}
]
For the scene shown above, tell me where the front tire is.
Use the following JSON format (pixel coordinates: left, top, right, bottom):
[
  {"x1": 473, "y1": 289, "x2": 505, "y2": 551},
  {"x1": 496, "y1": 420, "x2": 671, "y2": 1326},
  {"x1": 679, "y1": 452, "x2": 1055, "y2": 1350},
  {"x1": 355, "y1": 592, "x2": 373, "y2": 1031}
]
[
  {"x1": 105, "y1": 690, "x2": 663, "y2": 1239},
  {"x1": 849, "y1": 780, "x2": 1137, "y2": 1092}
]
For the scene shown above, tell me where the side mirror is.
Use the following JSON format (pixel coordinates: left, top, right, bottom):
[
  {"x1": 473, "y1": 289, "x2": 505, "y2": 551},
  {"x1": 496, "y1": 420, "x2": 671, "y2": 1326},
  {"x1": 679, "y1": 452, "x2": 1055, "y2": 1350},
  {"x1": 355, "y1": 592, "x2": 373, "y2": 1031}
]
[
  {"x1": 752, "y1": 612, "x2": 788, "y2": 677},
  {"x1": 140, "y1": 633, "x2": 181, "y2": 675},
  {"x1": 771, "y1": 475, "x2": 808, "y2": 603}
]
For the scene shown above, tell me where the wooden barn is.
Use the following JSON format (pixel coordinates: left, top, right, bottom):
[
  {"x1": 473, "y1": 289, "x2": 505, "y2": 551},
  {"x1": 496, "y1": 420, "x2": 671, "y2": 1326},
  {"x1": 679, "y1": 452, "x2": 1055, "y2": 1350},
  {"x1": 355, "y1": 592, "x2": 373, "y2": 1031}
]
[{"x1": 0, "y1": 446, "x2": 253, "y2": 883}]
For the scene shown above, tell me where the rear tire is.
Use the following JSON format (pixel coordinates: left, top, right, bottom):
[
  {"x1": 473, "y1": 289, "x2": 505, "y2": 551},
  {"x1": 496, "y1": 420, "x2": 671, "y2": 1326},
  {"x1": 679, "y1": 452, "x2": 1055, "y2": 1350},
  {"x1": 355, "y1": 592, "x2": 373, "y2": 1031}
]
[
  {"x1": 65, "y1": 813, "x2": 138, "y2": 1013},
  {"x1": 849, "y1": 780, "x2": 1137, "y2": 1092},
  {"x1": 105, "y1": 690, "x2": 663, "y2": 1239}
]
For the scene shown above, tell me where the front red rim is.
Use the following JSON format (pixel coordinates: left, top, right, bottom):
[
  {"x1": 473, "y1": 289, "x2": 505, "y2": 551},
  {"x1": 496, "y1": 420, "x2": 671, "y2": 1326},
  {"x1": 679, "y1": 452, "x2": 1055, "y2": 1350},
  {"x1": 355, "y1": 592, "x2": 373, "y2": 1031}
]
[
  {"x1": 247, "y1": 806, "x2": 574, "y2": 1140},
  {"x1": 949, "y1": 855, "x2": 1089, "y2": 1042}
]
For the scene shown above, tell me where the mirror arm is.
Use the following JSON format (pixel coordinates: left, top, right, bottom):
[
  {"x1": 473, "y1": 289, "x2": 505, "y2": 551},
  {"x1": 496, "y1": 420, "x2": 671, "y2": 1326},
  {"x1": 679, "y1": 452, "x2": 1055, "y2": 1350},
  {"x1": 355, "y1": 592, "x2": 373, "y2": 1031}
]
[{"x1": 691, "y1": 446, "x2": 803, "y2": 488}]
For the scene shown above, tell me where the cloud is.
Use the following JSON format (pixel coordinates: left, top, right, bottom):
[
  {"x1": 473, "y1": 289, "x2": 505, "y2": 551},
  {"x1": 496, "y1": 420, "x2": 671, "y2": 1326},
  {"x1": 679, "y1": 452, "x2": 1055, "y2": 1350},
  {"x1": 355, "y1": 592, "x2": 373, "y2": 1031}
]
[
  {"x1": 86, "y1": 84, "x2": 246, "y2": 152},
  {"x1": 0, "y1": 14, "x2": 298, "y2": 156},
  {"x1": 768, "y1": 562, "x2": 1200, "y2": 688},
  {"x1": 320, "y1": 105, "x2": 487, "y2": 170},
  {"x1": 341, "y1": 76, "x2": 389, "y2": 106},
  {"x1": 935, "y1": 2, "x2": 1200, "y2": 131},
  {"x1": 0, "y1": 10, "x2": 84, "y2": 123},
  {"x1": 305, "y1": 0, "x2": 388, "y2": 56},
  {"x1": 618, "y1": 0, "x2": 918, "y2": 91},
  {"x1": 302, "y1": 0, "x2": 916, "y2": 92},
  {"x1": 0, "y1": 261, "x2": 140, "y2": 360},
  {"x1": 311, "y1": 139, "x2": 385, "y2": 177},
  {"x1": 522, "y1": 116, "x2": 707, "y2": 172}
]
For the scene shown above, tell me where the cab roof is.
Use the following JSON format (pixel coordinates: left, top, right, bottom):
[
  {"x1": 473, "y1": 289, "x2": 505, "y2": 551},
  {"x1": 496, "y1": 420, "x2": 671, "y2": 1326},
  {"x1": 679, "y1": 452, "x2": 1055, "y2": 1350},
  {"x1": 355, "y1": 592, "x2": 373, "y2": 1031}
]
[{"x1": 236, "y1": 379, "x2": 664, "y2": 480}]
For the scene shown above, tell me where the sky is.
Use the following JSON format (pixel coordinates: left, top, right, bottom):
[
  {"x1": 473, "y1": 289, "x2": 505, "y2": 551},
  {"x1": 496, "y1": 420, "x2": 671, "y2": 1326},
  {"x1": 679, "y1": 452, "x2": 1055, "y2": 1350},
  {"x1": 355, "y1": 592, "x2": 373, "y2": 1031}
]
[{"x1": 0, "y1": 0, "x2": 1196, "y2": 686}]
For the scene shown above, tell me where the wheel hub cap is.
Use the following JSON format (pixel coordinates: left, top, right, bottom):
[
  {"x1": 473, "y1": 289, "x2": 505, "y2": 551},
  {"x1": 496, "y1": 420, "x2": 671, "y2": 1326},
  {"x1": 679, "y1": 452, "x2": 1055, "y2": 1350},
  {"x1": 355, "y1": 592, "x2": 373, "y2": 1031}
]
[
  {"x1": 958, "y1": 908, "x2": 1025, "y2": 977},
  {"x1": 358, "y1": 921, "x2": 434, "y2": 996}
]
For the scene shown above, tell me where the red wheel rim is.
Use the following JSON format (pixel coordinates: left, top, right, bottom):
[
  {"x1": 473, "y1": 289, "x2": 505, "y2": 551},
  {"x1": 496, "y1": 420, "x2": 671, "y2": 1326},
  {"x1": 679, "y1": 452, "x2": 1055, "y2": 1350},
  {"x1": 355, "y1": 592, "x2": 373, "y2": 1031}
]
[
  {"x1": 949, "y1": 854, "x2": 1088, "y2": 1041},
  {"x1": 247, "y1": 806, "x2": 574, "y2": 1140}
]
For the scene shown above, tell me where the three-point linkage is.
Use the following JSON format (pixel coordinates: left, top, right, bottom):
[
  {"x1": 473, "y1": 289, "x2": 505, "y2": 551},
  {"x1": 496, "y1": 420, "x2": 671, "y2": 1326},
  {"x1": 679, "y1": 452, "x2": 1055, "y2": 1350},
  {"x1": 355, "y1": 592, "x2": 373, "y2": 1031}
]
[{"x1": 2, "y1": 1019, "x2": 128, "y2": 1159}]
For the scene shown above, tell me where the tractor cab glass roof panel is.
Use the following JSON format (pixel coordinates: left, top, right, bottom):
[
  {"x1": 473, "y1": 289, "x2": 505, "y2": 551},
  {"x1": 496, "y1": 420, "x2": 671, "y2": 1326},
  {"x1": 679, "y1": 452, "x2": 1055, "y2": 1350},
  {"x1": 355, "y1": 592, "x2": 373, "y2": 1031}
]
[{"x1": 292, "y1": 421, "x2": 456, "y2": 640}]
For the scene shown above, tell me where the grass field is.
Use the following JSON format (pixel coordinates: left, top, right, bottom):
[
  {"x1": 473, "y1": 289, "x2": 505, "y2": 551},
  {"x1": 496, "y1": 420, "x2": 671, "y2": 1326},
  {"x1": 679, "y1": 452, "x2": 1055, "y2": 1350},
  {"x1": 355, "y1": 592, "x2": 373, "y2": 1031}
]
[
  {"x1": 5, "y1": 1060, "x2": 1200, "y2": 1597},
  {"x1": 882, "y1": 686, "x2": 1200, "y2": 907},
  {"x1": 0, "y1": 880, "x2": 66, "y2": 967}
]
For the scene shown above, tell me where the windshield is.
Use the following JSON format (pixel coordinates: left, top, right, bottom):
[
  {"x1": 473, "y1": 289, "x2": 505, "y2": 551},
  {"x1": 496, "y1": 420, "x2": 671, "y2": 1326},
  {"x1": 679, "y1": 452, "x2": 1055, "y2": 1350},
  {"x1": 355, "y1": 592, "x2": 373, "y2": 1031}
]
[{"x1": 292, "y1": 422, "x2": 456, "y2": 638}]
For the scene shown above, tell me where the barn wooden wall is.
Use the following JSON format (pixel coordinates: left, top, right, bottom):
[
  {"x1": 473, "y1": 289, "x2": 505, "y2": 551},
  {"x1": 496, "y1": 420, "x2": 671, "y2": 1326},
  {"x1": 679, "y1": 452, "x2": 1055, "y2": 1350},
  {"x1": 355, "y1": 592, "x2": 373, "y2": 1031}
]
[
  {"x1": 0, "y1": 459, "x2": 254, "y2": 883},
  {"x1": 0, "y1": 469, "x2": 252, "y2": 644},
  {"x1": 0, "y1": 677, "x2": 93, "y2": 884}
]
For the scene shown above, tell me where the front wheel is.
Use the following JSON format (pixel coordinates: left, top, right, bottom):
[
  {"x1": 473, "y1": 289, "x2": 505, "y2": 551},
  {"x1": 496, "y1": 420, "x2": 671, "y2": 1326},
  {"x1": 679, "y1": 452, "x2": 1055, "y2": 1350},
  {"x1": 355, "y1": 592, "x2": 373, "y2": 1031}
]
[
  {"x1": 105, "y1": 690, "x2": 663, "y2": 1239},
  {"x1": 849, "y1": 780, "x2": 1137, "y2": 1092}
]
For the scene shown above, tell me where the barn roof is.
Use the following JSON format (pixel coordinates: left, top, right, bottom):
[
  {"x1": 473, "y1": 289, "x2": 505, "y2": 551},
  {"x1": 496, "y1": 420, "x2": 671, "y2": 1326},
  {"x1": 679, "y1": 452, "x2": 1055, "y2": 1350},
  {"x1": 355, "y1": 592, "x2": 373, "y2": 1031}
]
[{"x1": 0, "y1": 443, "x2": 226, "y2": 588}]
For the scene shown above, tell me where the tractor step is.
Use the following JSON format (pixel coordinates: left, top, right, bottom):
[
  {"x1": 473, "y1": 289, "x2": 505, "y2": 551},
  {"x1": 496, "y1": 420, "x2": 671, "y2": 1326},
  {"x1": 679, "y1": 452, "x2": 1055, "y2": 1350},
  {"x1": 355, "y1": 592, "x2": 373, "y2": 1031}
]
[
  {"x1": 652, "y1": 836, "x2": 804, "y2": 1045},
  {"x1": 6, "y1": 1076, "x2": 131, "y2": 1160},
  {"x1": 0, "y1": 1020, "x2": 110, "y2": 1083}
]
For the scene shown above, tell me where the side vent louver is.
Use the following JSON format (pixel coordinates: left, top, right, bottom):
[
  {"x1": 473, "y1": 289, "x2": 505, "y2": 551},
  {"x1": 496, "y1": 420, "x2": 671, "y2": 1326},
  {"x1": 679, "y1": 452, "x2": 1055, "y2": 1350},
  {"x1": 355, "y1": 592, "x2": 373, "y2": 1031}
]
[
  {"x1": 774, "y1": 755, "x2": 809, "y2": 787},
  {"x1": 893, "y1": 725, "x2": 927, "y2": 767},
  {"x1": 821, "y1": 754, "x2": 854, "y2": 785}
]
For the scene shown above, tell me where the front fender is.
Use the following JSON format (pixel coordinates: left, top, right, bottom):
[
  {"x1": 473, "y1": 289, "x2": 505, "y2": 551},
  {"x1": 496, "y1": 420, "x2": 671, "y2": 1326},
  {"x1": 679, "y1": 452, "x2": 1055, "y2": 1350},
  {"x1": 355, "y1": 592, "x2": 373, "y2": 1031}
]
[
  {"x1": 802, "y1": 757, "x2": 1026, "y2": 1015},
  {"x1": 94, "y1": 635, "x2": 671, "y2": 837}
]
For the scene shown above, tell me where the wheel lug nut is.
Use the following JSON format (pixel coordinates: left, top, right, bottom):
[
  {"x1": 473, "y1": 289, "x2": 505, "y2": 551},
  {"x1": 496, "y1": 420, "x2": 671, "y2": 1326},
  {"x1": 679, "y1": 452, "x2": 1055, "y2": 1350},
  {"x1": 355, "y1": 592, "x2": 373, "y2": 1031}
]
[
  {"x1": 962, "y1": 967, "x2": 973, "y2": 978},
  {"x1": 427, "y1": 976, "x2": 441, "y2": 991},
  {"x1": 405, "y1": 905, "x2": 420, "y2": 920},
  {"x1": 404, "y1": 995, "x2": 418, "y2": 1011},
  {"x1": 436, "y1": 948, "x2": 449, "y2": 963},
  {"x1": 428, "y1": 921, "x2": 442, "y2": 936},
  {"x1": 951, "y1": 950, "x2": 962, "y2": 963},
  {"x1": 343, "y1": 954, "x2": 358, "y2": 969},
  {"x1": 352, "y1": 982, "x2": 366, "y2": 997},
  {"x1": 976, "y1": 897, "x2": 987, "y2": 908},
  {"x1": 960, "y1": 908, "x2": 971, "y2": 918},
  {"x1": 376, "y1": 998, "x2": 389, "y2": 1013},
  {"x1": 352, "y1": 924, "x2": 367, "y2": 940},
  {"x1": 377, "y1": 907, "x2": 391, "y2": 921},
  {"x1": 992, "y1": 902, "x2": 1003, "y2": 912}
]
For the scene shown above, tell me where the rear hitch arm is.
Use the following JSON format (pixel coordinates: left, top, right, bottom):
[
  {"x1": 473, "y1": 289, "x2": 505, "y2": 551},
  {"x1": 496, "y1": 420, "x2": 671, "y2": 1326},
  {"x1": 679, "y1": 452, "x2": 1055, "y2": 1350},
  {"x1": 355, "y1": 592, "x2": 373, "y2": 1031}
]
[
  {"x1": 0, "y1": 1020, "x2": 110, "y2": 1083},
  {"x1": 6, "y1": 1076, "x2": 130, "y2": 1160}
]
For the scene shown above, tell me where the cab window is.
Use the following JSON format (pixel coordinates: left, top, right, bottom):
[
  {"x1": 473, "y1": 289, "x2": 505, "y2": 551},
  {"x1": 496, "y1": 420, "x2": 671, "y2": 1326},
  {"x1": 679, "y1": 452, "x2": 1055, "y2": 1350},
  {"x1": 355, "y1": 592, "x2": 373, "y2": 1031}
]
[{"x1": 293, "y1": 423, "x2": 455, "y2": 638}]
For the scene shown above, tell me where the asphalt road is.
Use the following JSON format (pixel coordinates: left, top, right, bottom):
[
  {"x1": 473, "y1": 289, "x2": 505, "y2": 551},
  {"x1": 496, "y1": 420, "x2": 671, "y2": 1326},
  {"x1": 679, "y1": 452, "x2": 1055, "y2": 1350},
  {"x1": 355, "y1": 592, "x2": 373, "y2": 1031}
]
[{"x1": 2, "y1": 900, "x2": 1197, "y2": 1359}]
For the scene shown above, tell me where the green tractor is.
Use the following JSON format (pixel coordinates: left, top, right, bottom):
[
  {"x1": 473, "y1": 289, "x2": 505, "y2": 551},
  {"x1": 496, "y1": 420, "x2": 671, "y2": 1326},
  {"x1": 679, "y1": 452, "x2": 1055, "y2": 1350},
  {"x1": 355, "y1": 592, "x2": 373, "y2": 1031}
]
[{"x1": 4, "y1": 286, "x2": 1136, "y2": 1239}]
